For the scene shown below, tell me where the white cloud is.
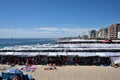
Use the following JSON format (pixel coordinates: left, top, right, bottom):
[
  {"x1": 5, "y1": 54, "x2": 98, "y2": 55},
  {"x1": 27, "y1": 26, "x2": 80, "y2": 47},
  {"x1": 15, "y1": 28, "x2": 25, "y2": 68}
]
[
  {"x1": 36, "y1": 27, "x2": 59, "y2": 31},
  {"x1": 0, "y1": 27, "x2": 93, "y2": 38}
]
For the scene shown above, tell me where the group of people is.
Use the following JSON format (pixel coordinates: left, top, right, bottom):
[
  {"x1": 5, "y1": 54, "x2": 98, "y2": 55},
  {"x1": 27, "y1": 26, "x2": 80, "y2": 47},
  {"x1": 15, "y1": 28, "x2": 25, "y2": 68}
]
[
  {"x1": 0, "y1": 55, "x2": 112, "y2": 66},
  {"x1": 72, "y1": 57, "x2": 111, "y2": 66},
  {"x1": 45, "y1": 56, "x2": 111, "y2": 66},
  {"x1": 0, "y1": 56, "x2": 37, "y2": 65}
]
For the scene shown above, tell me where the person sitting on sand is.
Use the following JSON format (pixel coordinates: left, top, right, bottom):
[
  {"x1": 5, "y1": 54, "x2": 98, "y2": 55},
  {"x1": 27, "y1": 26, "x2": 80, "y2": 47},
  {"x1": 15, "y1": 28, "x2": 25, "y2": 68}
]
[
  {"x1": 52, "y1": 63, "x2": 57, "y2": 70},
  {"x1": 44, "y1": 63, "x2": 57, "y2": 70}
]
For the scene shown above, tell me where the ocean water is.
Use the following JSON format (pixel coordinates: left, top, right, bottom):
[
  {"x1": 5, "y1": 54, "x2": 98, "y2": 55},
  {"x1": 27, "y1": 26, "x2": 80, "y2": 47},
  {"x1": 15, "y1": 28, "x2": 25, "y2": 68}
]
[{"x1": 0, "y1": 38, "x2": 56, "y2": 49}]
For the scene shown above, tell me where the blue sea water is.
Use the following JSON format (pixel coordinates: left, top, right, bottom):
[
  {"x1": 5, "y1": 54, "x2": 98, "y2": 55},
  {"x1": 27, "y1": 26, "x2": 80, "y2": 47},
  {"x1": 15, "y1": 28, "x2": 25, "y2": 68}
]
[{"x1": 0, "y1": 38, "x2": 57, "y2": 49}]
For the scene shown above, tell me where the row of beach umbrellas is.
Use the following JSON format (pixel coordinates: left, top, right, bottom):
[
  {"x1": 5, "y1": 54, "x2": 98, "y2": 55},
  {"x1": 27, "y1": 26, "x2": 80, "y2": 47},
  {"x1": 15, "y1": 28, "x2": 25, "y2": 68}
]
[{"x1": 0, "y1": 52, "x2": 120, "y2": 57}]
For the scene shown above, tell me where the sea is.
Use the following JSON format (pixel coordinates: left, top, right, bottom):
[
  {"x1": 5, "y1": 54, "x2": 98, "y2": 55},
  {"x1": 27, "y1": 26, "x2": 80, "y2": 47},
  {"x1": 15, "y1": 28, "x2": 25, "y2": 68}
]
[{"x1": 0, "y1": 38, "x2": 57, "y2": 49}]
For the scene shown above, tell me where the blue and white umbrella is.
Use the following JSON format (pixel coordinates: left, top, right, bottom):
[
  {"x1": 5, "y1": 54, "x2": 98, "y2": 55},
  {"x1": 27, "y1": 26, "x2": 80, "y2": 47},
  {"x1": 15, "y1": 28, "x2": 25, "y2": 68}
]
[{"x1": 8, "y1": 68, "x2": 22, "y2": 74}]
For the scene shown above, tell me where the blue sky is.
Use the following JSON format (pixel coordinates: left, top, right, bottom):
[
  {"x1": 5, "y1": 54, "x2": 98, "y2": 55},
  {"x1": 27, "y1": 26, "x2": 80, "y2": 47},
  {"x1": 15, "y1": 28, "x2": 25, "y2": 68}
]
[{"x1": 0, "y1": 0, "x2": 120, "y2": 38}]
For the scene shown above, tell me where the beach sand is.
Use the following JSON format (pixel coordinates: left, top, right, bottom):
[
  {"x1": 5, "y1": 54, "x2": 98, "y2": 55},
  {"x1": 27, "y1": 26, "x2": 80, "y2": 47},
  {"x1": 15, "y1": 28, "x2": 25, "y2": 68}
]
[{"x1": 0, "y1": 65, "x2": 120, "y2": 80}]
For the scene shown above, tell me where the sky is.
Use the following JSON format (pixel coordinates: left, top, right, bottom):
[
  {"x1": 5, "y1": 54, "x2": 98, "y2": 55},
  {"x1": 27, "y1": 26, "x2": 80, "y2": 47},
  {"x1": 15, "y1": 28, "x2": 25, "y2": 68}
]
[{"x1": 0, "y1": 0, "x2": 120, "y2": 38}]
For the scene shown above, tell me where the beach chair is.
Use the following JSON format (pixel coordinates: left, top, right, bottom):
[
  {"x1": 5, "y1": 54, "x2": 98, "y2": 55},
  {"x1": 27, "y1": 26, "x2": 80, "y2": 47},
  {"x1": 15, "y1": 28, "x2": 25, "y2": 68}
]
[
  {"x1": 23, "y1": 74, "x2": 29, "y2": 80},
  {"x1": 2, "y1": 72, "x2": 23, "y2": 80},
  {"x1": 24, "y1": 74, "x2": 34, "y2": 80},
  {"x1": 8, "y1": 73, "x2": 20, "y2": 80},
  {"x1": 2, "y1": 72, "x2": 9, "y2": 79}
]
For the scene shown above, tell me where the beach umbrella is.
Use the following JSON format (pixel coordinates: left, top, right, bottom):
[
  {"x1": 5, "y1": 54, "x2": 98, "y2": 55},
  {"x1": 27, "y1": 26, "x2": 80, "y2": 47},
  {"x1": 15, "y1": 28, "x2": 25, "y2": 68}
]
[
  {"x1": 6, "y1": 52, "x2": 14, "y2": 55},
  {"x1": 7, "y1": 68, "x2": 23, "y2": 80},
  {"x1": 57, "y1": 52, "x2": 67, "y2": 56},
  {"x1": 8, "y1": 68, "x2": 22, "y2": 74},
  {"x1": 0, "y1": 52, "x2": 6, "y2": 55},
  {"x1": 48, "y1": 52, "x2": 58, "y2": 56},
  {"x1": 13, "y1": 52, "x2": 22, "y2": 56},
  {"x1": 29, "y1": 52, "x2": 39, "y2": 56}
]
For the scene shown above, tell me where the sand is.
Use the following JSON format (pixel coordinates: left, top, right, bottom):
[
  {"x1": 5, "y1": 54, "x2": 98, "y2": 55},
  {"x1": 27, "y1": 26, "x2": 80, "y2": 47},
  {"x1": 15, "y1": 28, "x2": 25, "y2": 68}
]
[{"x1": 0, "y1": 65, "x2": 120, "y2": 80}]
